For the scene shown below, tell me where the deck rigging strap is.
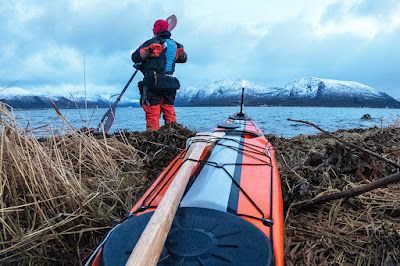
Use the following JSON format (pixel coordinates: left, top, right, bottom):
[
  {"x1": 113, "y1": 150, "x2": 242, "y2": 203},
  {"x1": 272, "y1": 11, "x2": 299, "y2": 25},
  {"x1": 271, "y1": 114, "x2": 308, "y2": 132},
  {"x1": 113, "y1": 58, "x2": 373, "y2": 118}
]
[{"x1": 134, "y1": 133, "x2": 275, "y2": 226}]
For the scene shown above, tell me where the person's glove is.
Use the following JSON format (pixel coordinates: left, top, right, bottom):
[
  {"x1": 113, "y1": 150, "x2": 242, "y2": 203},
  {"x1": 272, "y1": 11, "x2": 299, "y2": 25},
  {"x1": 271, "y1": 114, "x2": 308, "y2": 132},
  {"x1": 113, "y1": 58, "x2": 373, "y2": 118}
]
[{"x1": 138, "y1": 81, "x2": 143, "y2": 106}]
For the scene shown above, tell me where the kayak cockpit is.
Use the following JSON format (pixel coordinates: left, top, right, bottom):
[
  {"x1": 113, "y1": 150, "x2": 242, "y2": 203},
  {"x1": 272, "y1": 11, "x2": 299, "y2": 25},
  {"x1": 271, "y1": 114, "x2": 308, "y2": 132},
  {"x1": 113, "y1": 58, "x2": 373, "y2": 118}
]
[{"x1": 99, "y1": 207, "x2": 274, "y2": 266}]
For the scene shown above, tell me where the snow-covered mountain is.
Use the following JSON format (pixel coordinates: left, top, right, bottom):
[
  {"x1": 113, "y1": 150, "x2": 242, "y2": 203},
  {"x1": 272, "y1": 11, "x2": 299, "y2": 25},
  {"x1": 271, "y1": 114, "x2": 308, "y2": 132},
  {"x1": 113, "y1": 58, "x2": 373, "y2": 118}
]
[
  {"x1": 176, "y1": 77, "x2": 400, "y2": 108},
  {"x1": 278, "y1": 77, "x2": 382, "y2": 98},
  {"x1": 1, "y1": 77, "x2": 399, "y2": 109},
  {"x1": 270, "y1": 77, "x2": 400, "y2": 108},
  {"x1": 0, "y1": 91, "x2": 140, "y2": 109},
  {"x1": 176, "y1": 78, "x2": 281, "y2": 106}
]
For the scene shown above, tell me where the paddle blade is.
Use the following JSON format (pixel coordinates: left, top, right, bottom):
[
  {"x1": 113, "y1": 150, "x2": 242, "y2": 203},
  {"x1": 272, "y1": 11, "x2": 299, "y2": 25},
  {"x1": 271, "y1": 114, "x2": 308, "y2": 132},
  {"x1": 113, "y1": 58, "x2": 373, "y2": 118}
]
[
  {"x1": 95, "y1": 103, "x2": 117, "y2": 133},
  {"x1": 166, "y1": 15, "x2": 177, "y2": 31}
]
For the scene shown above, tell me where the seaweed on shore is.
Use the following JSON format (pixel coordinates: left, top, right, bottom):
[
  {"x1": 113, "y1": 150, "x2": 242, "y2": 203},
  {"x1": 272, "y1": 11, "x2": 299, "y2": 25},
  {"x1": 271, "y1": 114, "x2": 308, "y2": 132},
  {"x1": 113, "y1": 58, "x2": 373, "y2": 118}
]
[
  {"x1": 267, "y1": 125, "x2": 400, "y2": 265},
  {"x1": 113, "y1": 123, "x2": 196, "y2": 181}
]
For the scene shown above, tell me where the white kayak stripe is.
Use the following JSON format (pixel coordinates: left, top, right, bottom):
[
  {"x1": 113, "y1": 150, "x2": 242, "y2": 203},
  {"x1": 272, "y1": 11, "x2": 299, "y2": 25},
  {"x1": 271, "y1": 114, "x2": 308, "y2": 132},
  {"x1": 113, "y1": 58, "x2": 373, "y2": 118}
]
[{"x1": 180, "y1": 134, "x2": 242, "y2": 212}]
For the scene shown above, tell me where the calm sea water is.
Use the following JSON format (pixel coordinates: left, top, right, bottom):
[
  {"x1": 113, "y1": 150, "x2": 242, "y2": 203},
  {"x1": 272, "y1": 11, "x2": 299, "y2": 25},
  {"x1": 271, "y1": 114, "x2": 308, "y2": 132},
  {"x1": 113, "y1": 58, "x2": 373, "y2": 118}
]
[{"x1": 13, "y1": 106, "x2": 400, "y2": 138}]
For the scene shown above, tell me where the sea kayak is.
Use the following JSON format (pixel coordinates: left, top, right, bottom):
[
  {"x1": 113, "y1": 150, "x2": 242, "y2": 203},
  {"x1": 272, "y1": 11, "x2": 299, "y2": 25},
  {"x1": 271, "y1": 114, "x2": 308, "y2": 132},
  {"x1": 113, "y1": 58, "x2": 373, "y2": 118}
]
[{"x1": 86, "y1": 112, "x2": 284, "y2": 266}]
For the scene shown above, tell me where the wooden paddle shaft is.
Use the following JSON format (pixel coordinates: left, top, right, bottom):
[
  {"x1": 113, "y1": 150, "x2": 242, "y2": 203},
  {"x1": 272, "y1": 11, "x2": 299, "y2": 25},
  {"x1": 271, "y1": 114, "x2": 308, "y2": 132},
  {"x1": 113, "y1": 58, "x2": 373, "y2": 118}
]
[{"x1": 125, "y1": 132, "x2": 224, "y2": 266}]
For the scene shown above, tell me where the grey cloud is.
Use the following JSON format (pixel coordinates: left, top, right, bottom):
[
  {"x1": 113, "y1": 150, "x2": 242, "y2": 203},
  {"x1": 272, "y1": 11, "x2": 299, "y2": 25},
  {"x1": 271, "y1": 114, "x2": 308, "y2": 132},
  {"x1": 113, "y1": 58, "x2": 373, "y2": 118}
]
[
  {"x1": 351, "y1": 0, "x2": 399, "y2": 17},
  {"x1": 321, "y1": 0, "x2": 400, "y2": 25},
  {"x1": 1, "y1": 1, "x2": 400, "y2": 99},
  {"x1": 232, "y1": 19, "x2": 400, "y2": 97}
]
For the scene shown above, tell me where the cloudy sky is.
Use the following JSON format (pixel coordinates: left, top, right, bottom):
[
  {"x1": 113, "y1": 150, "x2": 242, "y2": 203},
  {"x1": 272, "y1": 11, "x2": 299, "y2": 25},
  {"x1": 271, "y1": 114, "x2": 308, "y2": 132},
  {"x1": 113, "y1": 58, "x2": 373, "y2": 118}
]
[{"x1": 1, "y1": 0, "x2": 400, "y2": 100}]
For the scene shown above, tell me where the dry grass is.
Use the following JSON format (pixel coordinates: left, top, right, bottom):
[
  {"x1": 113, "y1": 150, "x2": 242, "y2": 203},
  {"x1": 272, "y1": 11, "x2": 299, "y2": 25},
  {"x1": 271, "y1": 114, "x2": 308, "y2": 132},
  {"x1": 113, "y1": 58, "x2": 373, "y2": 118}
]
[
  {"x1": 284, "y1": 185, "x2": 400, "y2": 265},
  {"x1": 392, "y1": 115, "x2": 400, "y2": 128},
  {"x1": 2, "y1": 100, "x2": 399, "y2": 265},
  {"x1": 0, "y1": 102, "x2": 146, "y2": 265}
]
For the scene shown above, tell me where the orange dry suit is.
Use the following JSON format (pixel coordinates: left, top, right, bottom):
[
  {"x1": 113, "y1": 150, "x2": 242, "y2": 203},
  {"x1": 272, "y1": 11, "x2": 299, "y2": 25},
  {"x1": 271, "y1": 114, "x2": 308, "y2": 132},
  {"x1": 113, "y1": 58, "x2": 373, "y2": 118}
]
[{"x1": 132, "y1": 29, "x2": 187, "y2": 130}]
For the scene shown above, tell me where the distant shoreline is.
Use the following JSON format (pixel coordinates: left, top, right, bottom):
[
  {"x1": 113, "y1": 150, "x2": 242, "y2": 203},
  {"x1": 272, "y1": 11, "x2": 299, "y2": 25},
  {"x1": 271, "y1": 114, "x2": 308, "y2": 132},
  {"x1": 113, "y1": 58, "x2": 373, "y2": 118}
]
[
  {"x1": 175, "y1": 105, "x2": 400, "y2": 110},
  {"x1": 9, "y1": 105, "x2": 400, "y2": 111}
]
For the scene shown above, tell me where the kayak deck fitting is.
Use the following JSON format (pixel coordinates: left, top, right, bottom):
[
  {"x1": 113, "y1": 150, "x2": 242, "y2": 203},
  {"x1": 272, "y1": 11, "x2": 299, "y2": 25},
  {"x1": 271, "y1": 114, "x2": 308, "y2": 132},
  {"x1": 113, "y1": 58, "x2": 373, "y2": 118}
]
[{"x1": 87, "y1": 90, "x2": 284, "y2": 266}]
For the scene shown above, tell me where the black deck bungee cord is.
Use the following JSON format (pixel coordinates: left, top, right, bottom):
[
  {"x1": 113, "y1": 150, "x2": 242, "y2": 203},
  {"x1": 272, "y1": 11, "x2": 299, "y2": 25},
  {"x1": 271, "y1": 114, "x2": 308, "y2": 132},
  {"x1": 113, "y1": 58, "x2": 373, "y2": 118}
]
[{"x1": 132, "y1": 132, "x2": 275, "y2": 227}]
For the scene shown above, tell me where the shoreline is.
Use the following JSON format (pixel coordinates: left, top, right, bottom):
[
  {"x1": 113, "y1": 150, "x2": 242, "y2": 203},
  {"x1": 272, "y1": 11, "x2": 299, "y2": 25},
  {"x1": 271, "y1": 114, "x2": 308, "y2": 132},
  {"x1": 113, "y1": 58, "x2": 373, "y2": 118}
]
[
  {"x1": 1, "y1": 121, "x2": 399, "y2": 265},
  {"x1": 9, "y1": 105, "x2": 400, "y2": 111}
]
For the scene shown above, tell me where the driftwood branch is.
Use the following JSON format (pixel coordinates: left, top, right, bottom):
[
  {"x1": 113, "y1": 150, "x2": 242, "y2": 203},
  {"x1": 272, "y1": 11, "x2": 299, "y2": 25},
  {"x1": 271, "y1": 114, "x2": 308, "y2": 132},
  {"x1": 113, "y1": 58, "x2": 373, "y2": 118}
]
[
  {"x1": 287, "y1": 118, "x2": 400, "y2": 169},
  {"x1": 292, "y1": 171, "x2": 400, "y2": 210}
]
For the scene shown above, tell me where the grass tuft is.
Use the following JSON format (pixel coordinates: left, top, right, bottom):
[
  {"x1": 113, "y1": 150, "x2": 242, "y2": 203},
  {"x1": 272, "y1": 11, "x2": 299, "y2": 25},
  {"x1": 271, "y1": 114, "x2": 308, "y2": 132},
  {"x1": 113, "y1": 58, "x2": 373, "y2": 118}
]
[{"x1": 0, "y1": 102, "x2": 146, "y2": 265}]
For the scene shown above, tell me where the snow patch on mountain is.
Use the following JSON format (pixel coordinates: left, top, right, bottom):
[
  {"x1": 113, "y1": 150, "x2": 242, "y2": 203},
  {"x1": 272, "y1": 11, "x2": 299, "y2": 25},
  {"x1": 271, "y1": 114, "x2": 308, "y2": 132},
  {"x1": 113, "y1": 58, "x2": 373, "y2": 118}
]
[
  {"x1": 205, "y1": 78, "x2": 267, "y2": 95},
  {"x1": 177, "y1": 78, "x2": 279, "y2": 101},
  {"x1": 320, "y1": 78, "x2": 380, "y2": 97},
  {"x1": 279, "y1": 77, "x2": 382, "y2": 98},
  {"x1": 0, "y1": 87, "x2": 39, "y2": 99},
  {"x1": 208, "y1": 78, "x2": 278, "y2": 95}
]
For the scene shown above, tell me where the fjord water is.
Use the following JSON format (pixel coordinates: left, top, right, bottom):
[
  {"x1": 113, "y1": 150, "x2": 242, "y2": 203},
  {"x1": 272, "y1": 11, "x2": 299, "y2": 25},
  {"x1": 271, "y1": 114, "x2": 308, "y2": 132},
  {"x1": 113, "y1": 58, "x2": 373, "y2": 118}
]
[{"x1": 14, "y1": 106, "x2": 400, "y2": 138}]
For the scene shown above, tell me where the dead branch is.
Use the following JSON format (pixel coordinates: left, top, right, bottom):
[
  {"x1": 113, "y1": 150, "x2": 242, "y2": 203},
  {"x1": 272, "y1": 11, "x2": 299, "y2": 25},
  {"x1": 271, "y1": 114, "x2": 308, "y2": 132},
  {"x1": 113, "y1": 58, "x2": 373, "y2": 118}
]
[
  {"x1": 292, "y1": 171, "x2": 400, "y2": 210},
  {"x1": 287, "y1": 118, "x2": 400, "y2": 169}
]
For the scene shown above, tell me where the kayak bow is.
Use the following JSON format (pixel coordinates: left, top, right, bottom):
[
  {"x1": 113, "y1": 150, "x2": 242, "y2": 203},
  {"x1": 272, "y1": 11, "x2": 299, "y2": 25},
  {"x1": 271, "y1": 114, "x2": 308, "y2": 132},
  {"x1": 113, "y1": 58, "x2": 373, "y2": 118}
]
[{"x1": 86, "y1": 111, "x2": 284, "y2": 266}]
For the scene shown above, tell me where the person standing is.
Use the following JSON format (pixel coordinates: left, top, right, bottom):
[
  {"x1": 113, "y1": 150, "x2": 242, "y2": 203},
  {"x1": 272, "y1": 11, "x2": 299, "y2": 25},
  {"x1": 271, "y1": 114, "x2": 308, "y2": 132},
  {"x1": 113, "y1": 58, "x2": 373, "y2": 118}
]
[{"x1": 132, "y1": 19, "x2": 187, "y2": 130}]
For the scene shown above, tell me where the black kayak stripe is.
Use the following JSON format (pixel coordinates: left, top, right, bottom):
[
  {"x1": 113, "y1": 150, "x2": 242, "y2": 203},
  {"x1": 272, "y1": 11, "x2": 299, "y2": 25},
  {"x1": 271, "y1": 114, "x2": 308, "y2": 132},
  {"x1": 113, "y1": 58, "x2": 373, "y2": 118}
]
[{"x1": 227, "y1": 126, "x2": 245, "y2": 215}]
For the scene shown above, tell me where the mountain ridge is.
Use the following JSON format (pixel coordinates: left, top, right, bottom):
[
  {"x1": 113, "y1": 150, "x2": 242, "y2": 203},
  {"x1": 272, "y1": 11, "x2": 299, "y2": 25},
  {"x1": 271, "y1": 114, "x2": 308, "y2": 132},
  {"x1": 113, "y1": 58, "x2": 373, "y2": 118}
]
[
  {"x1": 175, "y1": 77, "x2": 400, "y2": 108},
  {"x1": 1, "y1": 77, "x2": 399, "y2": 109}
]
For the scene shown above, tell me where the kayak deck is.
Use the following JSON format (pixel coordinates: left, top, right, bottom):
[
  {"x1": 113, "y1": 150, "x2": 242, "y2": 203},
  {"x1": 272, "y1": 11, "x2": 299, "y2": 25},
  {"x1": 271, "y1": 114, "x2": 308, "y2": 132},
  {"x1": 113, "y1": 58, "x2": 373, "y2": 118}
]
[{"x1": 88, "y1": 113, "x2": 284, "y2": 266}]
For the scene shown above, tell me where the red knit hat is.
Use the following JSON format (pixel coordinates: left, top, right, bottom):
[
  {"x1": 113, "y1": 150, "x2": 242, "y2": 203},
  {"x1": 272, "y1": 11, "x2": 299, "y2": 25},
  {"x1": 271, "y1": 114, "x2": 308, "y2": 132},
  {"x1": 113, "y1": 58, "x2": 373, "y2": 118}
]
[{"x1": 153, "y1": 19, "x2": 169, "y2": 35}]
